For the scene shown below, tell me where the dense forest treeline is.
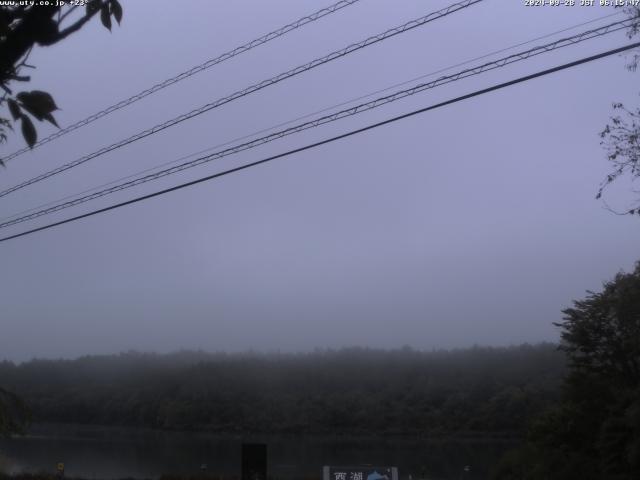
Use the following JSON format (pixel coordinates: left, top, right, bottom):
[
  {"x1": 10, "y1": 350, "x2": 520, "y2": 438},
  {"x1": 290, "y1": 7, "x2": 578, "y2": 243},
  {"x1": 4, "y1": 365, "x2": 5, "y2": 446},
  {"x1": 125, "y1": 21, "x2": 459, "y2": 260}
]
[{"x1": 0, "y1": 344, "x2": 564, "y2": 436}]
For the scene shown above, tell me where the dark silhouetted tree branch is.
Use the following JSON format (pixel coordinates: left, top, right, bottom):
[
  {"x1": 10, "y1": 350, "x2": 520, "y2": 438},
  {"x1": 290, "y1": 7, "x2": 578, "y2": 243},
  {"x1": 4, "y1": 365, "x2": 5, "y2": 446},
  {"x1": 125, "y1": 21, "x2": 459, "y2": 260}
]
[
  {"x1": 0, "y1": 0, "x2": 123, "y2": 160},
  {"x1": 598, "y1": 7, "x2": 640, "y2": 214}
]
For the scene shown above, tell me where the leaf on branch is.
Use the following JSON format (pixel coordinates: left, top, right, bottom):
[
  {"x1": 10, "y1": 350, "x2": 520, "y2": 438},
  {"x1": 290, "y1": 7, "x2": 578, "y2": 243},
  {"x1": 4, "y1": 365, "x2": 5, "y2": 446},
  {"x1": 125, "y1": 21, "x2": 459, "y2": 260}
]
[
  {"x1": 17, "y1": 90, "x2": 58, "y2": 113},
  {"x1": 86, "y1": 0, "x2": 101, "y2": 15},
  {"x1": 42, "y1": 112, "x2": 59, "y2": 128},
  {"x1": 110, "y1": 0, "x2": 123, "y2": 25},
  {"x1": 17, "y1": 91, "x2": 59, "y2": 126},
  {"x1": 7, "y1": 99, "x2": 21, "y2": 120},
  {"x1": 101, "y1": 3, "x2": 111, "y2": 31},
  {"x1": 20, "y1": 115, "x2": 36, "y2": 148}
]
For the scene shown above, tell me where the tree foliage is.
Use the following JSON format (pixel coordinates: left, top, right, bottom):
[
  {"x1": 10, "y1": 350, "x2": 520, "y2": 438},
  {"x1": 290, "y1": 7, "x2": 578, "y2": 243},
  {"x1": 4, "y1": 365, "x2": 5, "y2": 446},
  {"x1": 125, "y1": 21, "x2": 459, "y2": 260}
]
[
  {"x1": 0, "y1": 345, "x2": 564, "y2": 437},
  {"x1": 554, "y1": 262, "x2": 640, "y2": 478},
  {"x1": 0, "y1": 386, "x2": 30, "y2": 436},
  {"x1": 599, "y1": 102, "x2": 640, "y2": 215},
  {"x1": 493, "y1": 263, "x2": 640, "y2": 480},
  {"x1": 598, "y1": 7, "x2": 640, "y2": 213},
  {"x1": 558, "y1": 264, "x2": 640, "y2": 388},
  {"x1": 0, "y1": 0, "x2": 123, "y2": 160}
]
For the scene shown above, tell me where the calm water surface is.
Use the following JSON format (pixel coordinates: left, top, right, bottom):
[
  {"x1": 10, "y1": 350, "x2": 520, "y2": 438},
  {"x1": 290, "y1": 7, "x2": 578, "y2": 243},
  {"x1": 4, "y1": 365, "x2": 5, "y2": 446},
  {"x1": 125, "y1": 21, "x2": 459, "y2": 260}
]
[{"x1": 0, "y1": 424, "x2": 516, "y2": 480}]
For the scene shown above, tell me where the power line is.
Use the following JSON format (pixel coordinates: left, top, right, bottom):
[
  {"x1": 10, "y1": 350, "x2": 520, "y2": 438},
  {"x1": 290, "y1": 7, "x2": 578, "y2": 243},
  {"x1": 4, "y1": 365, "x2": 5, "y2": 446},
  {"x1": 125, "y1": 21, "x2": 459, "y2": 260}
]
[
  {"x1": 1, "y1": 9, "x2": 623, "y2": 225},
  {"x1": 0, "y1": 0, "x2": 484, "y2": 199},
  {"x1": 1, "y1": 18, "x2": 632, "y2": 227},
  {"x1": 2, "y1": 41, "x2": 638, "y2": 244},
  {"x1": 1, "y1": 0, "x2": 363, "y2": 164},
  {"x1": 0, "y1": 17, "x2": 633, "y2": 230}
]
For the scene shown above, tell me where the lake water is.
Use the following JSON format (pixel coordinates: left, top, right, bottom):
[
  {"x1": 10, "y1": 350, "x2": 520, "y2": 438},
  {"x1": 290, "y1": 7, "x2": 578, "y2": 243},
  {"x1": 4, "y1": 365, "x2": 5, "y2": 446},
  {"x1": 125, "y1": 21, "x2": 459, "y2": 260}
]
[{"x1": 0, "y1": 424, "x2": 516, "y2": 480}]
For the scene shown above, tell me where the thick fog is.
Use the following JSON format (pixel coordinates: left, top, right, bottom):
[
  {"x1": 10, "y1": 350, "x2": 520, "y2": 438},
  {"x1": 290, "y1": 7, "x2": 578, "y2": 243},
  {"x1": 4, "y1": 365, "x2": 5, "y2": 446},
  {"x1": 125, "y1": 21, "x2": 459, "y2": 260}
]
[{"x1": 0, "y1": 0, "x2": 638, "y2": 361}]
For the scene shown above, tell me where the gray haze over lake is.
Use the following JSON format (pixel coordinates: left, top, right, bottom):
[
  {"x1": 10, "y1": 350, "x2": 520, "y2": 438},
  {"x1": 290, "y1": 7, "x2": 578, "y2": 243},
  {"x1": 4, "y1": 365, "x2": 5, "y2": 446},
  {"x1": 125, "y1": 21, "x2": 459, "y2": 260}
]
[{"x1": 0, "y1": 0, "x2": 639, "y2": 361}]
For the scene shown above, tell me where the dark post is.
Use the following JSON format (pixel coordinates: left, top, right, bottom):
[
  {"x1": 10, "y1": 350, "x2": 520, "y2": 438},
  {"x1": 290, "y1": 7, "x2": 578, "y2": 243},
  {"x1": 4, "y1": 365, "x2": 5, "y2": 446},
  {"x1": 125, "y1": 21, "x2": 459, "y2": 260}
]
[{"x1": 241, "y1": 443, "x2": 267, "y2": 480}]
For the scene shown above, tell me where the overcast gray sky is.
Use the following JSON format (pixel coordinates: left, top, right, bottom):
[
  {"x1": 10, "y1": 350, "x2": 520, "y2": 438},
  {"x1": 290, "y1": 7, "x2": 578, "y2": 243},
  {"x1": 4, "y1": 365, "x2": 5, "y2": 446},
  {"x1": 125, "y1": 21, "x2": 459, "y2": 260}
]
[{"x1": 0, "y1": 0, "x2": 639, "y2": 362}]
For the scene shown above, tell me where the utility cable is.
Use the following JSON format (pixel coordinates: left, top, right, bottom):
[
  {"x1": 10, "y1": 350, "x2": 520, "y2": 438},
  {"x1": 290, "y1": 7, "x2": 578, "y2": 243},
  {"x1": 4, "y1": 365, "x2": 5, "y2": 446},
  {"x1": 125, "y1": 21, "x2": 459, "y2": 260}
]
[
  {"x1": 0, "y1": 17, "x2": 633, "y2": 230},
  {"x1": 1, "y1": 41, "x2": 638, "y2": 244},
  {"x1": 0, "y1": 0, "x2": 363, "y2": 163},
  {"x1": 0, "y1": 0, "x2": 484, "y2": 199},
  {"x1": 0, "y1": 9, "x2": 623, "y2": 225}
]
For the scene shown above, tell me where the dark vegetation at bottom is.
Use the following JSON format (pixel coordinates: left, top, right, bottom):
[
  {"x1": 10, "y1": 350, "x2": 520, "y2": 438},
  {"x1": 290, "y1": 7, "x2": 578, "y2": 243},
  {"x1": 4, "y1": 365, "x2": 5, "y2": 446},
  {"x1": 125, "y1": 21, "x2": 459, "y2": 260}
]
[
  {"x1": 0, "y1": 475, "x2": 298, "y2": 480},
  {"x1": 0, "y1": 344, "x2": 564, "y2": 436},
  {"x1": 0, "y1": 476, "x2": 154, "y2": 480}
]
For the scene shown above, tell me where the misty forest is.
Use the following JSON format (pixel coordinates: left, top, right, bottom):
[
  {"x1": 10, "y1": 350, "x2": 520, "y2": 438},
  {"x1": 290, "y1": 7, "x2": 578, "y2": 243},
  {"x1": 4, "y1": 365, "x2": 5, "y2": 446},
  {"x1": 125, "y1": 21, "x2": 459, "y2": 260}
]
[
  {"x1": 2, "y1": 1, "x2": 640, "y2": 480},
  {"x1": 0, "y1": 346, "x2": 564, "y2": 435}
]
